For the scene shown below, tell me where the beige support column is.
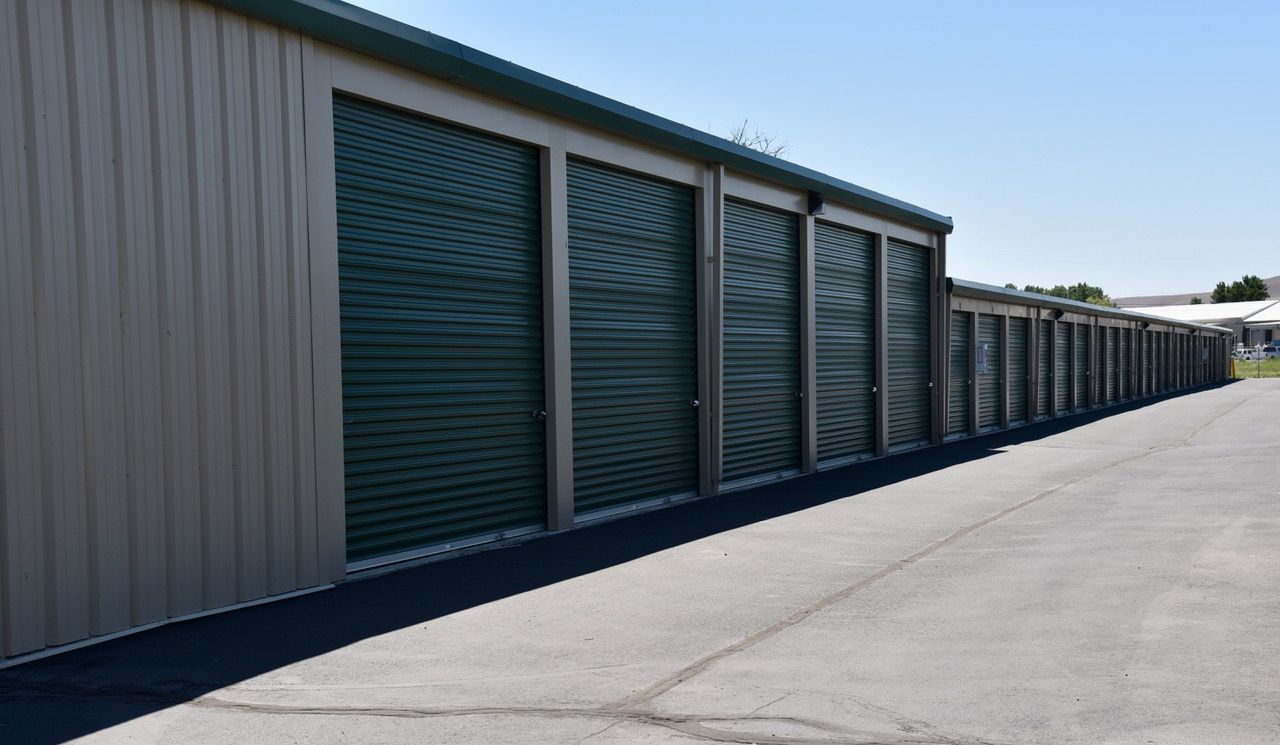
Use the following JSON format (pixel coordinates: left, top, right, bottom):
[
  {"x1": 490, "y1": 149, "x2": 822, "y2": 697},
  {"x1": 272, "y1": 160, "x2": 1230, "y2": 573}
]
[
  {"x1": 1000, "y1": 314, "x2": 1011, "y2": 429},
  {"x1": 874, "y1": 233, "x2": 889, "y2": 457},
  {"x1": 697, "y1": 165, "x2": 723, "y2": 495},
  {"x1": 799, "y1": 215, "x2": 817, "y2": 472},
  {"x1": 930, "y1": 234, "x2": 947, "y2": 444},
  {"x1": 707, "y1": 165, "x2": 725, "y2": 490},
  {"x1": 301, "y1": 40, "x2": 346, "y2": 582},
  {"x1": 540, "y1": 136, "x2": 573, "y2": 530}
]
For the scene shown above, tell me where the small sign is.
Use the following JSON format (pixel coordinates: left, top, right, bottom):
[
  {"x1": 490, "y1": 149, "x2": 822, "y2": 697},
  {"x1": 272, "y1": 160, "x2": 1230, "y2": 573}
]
[{"x1": 976, "y1": 342, "x2": 990, "y2": 374}]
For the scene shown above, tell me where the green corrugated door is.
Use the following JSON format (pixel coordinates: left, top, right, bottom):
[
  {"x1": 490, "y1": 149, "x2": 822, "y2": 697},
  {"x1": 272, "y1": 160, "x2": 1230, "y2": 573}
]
[
  {"x1": 1164, "y1": 333, "x2": 1170, "y2": 391},
  {"x1": 1008, "y1": 317, "x2": 1029, "y2": 423},
  {"x1": 887, "y1": 239, "x2": 932, "y2": 448},
  {"x1": 567, "y1": 160, "x2": 698, "y2": 514},
  {"x1": 1096, "y1": 328, "x2": 1105, "y2": 405},
  {"x1": 815, "y1": 223, "x2": 874, "y2": 464},
  {"x1": 1119, "y1": 329, "x2": 1131, "y2": 399},
  {"x1": 334, "y1": 95, "x2": 546, "y2": 563},
  {"x1": 978, "y1": 315, "x2": 1002, "y2": 430},
  {"x1": 1037, "y1": 320, "x2": 1052, "y2": 417},
  {"x1": 1106, "y1": 328, "x2": 1118, "y2": 403},
  {"x1": 1055, "y1": 323, "x2": 1070, "y2": 414},
  {"x1": 1075, "y1": 325, "x2": 1089, "y2": 410},
  {"x1": 948, "y1": 312, "x2": 970, "y2": 437},
  {"x1": 723, "y1": 199, "x2": 800, "y2": 482},
  {"x1": 1143, "y1": 330, "x2": 1152, "y2": 396}
]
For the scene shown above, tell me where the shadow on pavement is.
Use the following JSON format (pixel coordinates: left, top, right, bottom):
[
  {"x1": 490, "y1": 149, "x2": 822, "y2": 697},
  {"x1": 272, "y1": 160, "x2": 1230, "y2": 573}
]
[{"x1": 0, "y1": 381, "x2": 1236, "y2": 744}]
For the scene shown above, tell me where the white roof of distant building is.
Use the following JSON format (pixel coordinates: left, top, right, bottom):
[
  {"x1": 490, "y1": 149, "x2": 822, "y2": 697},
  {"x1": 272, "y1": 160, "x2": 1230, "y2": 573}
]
[
  {"x1": 1139, "y1": 299, "x2": 1280, "y2": 325},
  {"x1": 1244, "y1": 301, "x2": 1280, "y2": 326}
]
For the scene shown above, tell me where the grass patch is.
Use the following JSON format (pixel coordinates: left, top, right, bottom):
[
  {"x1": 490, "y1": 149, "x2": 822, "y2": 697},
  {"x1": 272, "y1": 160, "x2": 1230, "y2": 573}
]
[{"x1": 1232, "y1": 356, "x2": 1280, "y2": 378}]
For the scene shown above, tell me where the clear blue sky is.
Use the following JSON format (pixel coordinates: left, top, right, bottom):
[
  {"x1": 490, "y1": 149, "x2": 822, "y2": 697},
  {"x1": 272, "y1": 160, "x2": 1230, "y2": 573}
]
[{"x1": 347, "y1": 0, "x2": 1278, "y2": 298}]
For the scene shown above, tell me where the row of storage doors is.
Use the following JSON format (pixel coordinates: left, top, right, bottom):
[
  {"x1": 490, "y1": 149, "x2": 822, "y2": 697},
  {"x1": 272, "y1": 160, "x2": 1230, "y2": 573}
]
[
  {"x1": 333, "y1": 95, "x2": 933, "y2": 563},
  {"x1": 945, "y1": 319, "x2": 1206, "y2": 437}
]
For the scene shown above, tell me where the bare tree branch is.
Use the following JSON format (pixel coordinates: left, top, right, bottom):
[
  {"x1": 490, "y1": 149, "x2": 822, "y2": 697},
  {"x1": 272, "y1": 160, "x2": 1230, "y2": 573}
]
[{"x1": 726, "y1": 118, "x2": 790, "y2": 159}]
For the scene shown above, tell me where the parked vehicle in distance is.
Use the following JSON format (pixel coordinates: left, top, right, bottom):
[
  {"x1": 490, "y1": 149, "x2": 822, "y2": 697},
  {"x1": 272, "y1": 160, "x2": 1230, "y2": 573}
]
[
  {"x1": 1237, "y1": 346, "x2": 1265, "y2": 361},
  {"x1": 1263, "y1": 345, "x2": 1280, "y2": 359}
]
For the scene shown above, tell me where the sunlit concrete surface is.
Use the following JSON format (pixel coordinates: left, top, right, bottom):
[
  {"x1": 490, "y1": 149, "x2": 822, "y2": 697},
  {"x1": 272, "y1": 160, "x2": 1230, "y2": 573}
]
[{"x1": 4, "y1": 380, "x2": 1277, "y2": 745}]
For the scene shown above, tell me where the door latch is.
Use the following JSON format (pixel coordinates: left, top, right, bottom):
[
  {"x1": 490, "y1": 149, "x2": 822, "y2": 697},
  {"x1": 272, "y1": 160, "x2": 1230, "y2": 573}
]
[{"x1": 532, "y1": 409, "x2": 547, "y2": 421}]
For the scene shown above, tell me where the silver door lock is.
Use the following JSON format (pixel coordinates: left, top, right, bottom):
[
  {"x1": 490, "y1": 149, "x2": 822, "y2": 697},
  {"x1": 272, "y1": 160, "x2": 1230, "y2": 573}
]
[
  {"x1": 532, "y1": 409, "x2": 547, "y2": 421},
  {"x1": 690, "y1": 399, "x2": 700, "y2": 408}
]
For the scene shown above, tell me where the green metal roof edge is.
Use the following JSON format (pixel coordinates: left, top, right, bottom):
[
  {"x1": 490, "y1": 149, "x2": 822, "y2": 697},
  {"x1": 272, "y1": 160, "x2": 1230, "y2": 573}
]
[
  {"x1": 210, "y1": 0, "x2": 954, "y2": 234},
  {"x1": 948, "y1": 278, "x2": 1232, "y2": 335}
]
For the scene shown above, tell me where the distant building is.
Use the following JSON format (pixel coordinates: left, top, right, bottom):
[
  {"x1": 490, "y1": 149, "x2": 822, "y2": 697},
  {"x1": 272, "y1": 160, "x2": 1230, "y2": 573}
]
[
  {"x1": 1115, "y1": 274, "x2": 1280, "y2": 308},
  {"x1": 1136, "y1": 300, "x2": 1280, "y2": 346}
]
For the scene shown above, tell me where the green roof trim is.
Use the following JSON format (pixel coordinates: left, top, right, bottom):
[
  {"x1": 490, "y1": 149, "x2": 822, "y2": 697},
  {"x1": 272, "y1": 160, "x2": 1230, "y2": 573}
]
[
  {"x1": 210, "y1": 0, "x2": 954, "y2": 234},
  {"x1": 948, "y1": 278, "x2": 1232, "y2": 334}
]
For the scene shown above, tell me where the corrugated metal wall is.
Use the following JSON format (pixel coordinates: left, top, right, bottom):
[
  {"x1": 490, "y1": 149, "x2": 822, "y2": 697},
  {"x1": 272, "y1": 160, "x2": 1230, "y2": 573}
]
[
  {"x1": 1008, "y1": 318, "x2": 1029, "y2": 424},
  {"x1": 948, "y1": 313, "x2": 970, "y2": 436},
  {"x1": 978, "y1": 315, "x2": 1002, "y2": 430},
  {"x1": 0, "y1": 0, "x2": 321, "y2": 658}
]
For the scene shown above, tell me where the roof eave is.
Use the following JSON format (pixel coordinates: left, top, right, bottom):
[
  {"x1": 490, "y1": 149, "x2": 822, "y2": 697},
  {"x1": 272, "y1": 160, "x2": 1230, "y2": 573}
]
[{"x1": 211, "y1": 0, "x2": 955, "y2": 234}]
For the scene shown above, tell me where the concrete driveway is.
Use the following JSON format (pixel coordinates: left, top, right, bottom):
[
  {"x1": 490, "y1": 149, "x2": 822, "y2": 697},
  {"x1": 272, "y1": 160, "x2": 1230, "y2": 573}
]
[{"x1": 4, "y1": 379, "x2": 1278, "y2": 745}]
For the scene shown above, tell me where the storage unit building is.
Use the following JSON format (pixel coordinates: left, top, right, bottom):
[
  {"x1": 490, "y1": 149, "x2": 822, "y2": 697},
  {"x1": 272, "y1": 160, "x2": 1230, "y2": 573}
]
[
  {"x1": 0, "y1": 0, "x2": 959, "y2": 662},
  {"x1": 0, "y1": 0, "x2": 1234, "y2": 664},
  {"x1": 947, "y1": 280, "x2": 1231, "y2": 447}
]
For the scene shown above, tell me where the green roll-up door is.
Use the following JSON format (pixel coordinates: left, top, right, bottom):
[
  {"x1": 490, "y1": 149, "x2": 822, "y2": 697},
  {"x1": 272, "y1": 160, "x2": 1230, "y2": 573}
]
[
  {"x1": 723, "y1": 199, "x2": 800, "y2": 482},
  {"x1": 1180, "y1": 336, "x2": 1187, "y2": 388},
  {"x1": 887, "y1": 239, "x2": 932, "y2": 448},
  {"x1": 815, "y1": 223, "x2": 875, "y2": 464},
  {"x1": 334, "y1": 95, "x2": 546, "y2": 563},
  {"x1": 1037, "y1": 320, "x2": 1051, "y2": 418},
  {"x1": 948, "y1": 312, "x2": 970, "y2": 437},
  {"x1": 1162, "y1": 332, "x2": 1172, "y2": 391},
  {"x1": 1146, "y1": 332, "x2": 1157, "y2": 396},
  {"x1": 1095, "y1": 328, "x2": 1105, "y2": 405},
  {"x1": 1075, "y1": 325, "x2": 1089, "y2": 410},
  {"x1": 1055, "y1": 323, "x2": 1070, "y2": 414},
  {"x1": 1106, "y1": 328, "x2": 1118, "y2": 403},
  {"x1": 978, "y1": 315, "x2": 1002, "y2": 430},
  {"x1": 1008, "y1": 317, "x2": 1029, "y2": 424},
  {"x1": 1119, "y1": 329, "x2": 1131, "y2": 399},
  {"x1": 567, "y1": 160, "x2": 698, "y2": 515}
]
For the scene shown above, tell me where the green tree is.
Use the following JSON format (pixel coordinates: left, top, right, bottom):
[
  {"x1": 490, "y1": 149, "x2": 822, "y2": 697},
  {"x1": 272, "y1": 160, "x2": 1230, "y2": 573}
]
[
  {"x1": 1210, "y1": 275, "x2": 1270, "y2": 303},
  {"x1": 1011, "y1": 282, "x2": 1114, "y2": 307},
  {"x1": 1190, "y1": 296, "x2": 1203, "y2": 304}
]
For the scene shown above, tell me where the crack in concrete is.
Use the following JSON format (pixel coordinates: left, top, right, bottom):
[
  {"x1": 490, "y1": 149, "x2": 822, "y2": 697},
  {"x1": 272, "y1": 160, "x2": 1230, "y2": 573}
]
[
  {"x1": 186, "y1": 695, "x2": 999, "y2": 745},
  {"x1": 4, "y1": 396, "x2": 1244, "y2": 745},
  {"x1": 611, "y1": 397, "x2": 1246, "y2": 711}
]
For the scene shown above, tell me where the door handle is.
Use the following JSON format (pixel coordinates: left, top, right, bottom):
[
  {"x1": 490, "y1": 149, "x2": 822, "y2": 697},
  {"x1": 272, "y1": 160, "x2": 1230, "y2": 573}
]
[{"x1": 531, "y1": 409, "x2": 547, "y2": 422}]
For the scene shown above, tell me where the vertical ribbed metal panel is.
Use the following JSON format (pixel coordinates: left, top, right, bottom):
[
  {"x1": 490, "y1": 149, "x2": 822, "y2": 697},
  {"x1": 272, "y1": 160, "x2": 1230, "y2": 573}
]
[
  {"x1": 978, "y1": 315, "x2": 1002, "y2": 429},
  {"x1": 886, "y1": 239, "x2": 931, "y2": 447},
  {"x1": 1119, "y1": 329, "x2": 1131, "y2": 399},
  {"x1": 567, "y1": 160, "x2": 698, "y2": 513},
  {"x1": 0, "y1": 0, "x2": 319, "y2": 659},
  {"x1": 335, "y1": 95, "x2": 546, "y2": 562},
  {"x1": 947, "y1": 313, "x2": 970, "y2": 436},
  {"x1": 1106, "y1": 328, "x2": 1118, "y2": 403},
  {"x1": 1074, "y1": 325, "x2": 1089, "y2": 410},
  {"x1": 814, "y1": 222, "x2": 874, "y2": 463},
  {"x1": 1142, "y1": 330, "x2": 1152, "y2": 396},
  {"x1": 1096, "y1": 329, "x2": 1106, "y2": 404},
  {"x1": 1055, "y1": 324, "x2": 1070, "y2": 414},
  {"x1": 723, "y1": 199, "x2": 800, "y2": 482},
  {"x1": 1008, "y1": 318, "x2": 1029, "y2": 423},
  {"x1": 1037, "y1": 320, "x2": 1052, "y2": 417}
]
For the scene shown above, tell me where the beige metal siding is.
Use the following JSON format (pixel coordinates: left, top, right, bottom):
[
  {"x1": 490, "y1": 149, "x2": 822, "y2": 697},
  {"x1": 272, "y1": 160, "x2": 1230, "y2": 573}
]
[{"x1": 0, "y1": 0, "x2": 322, "y2": 659}]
